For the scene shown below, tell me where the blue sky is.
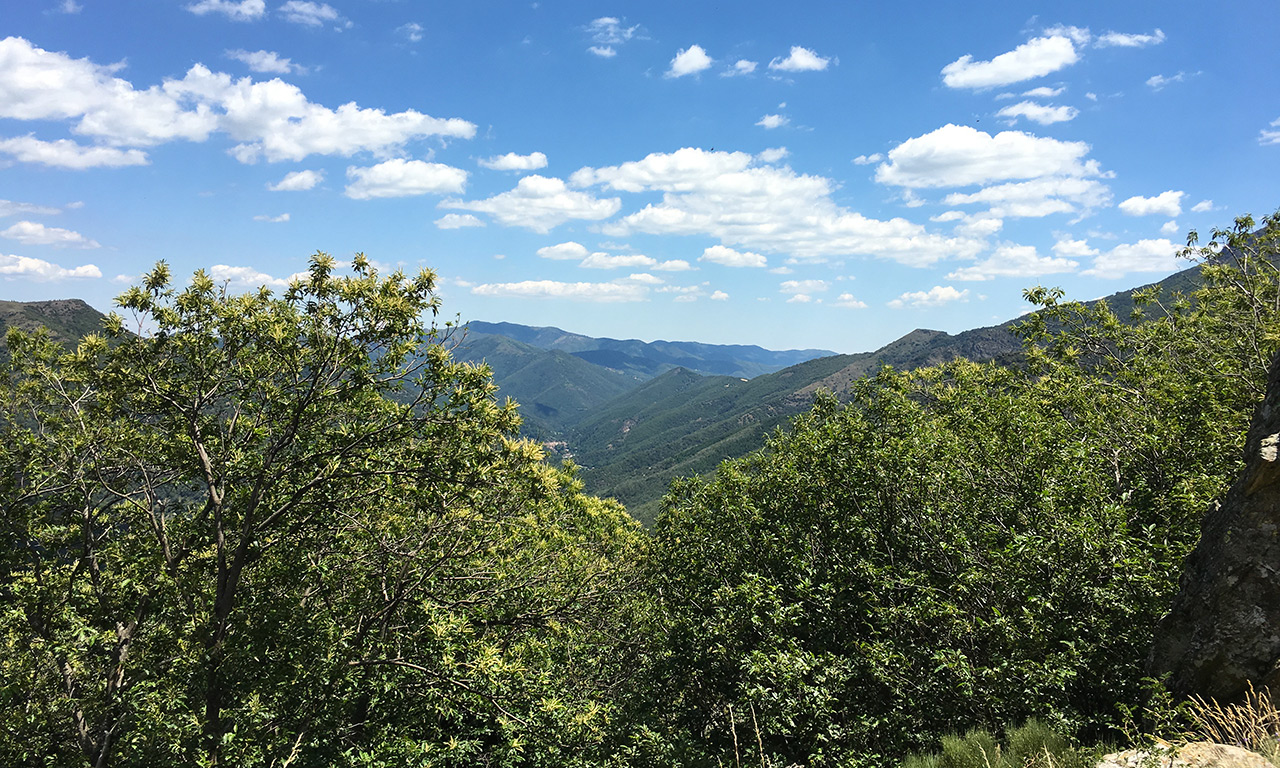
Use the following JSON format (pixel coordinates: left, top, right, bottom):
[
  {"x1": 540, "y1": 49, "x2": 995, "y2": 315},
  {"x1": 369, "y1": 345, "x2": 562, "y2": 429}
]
[{"x1": 2, "y1": 1, "x2": 1278, "y2": 353}]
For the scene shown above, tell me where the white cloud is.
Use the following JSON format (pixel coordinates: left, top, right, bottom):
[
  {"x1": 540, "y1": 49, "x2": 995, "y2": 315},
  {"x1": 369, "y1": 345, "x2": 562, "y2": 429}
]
[
  {"x1": 667, "y1": 45, "x2": 713, "y2": 78},
  {"x1": 537, "y1": 241, "x2": 589, "y2": 260},
  {"x1": 226, "y1": 49, "x2": 302, "y2": 75},
  {"x1": 209, "y1": 264, "x2": 307, "y2": 288},
  {"x1": 852, "y1": 153, "x2": 882, "y2": 165},
  {"x1": 278, "y1": 1, "x2": 339, "y2": 27},
  {"x1": 786, "y1": 294, "x2": 812, "y2": 304},
  {"x1": 478, "y1": 151, "x2": 548, "y2": 171},
  {"x1": 834, "y1": 292, "x2": 867, "y2": 309},
  {"x1": 654, "y1": 259, "x2": 693, "y2": 271},
  {"x1": 586, "y1": 17, "x2": 639, "y2": 45},
  {"x1": 1259, "y1": 118, "x2": 1280, "y2": 146},
  {"x1": 875, "y1": 124, "x2": 1100, "y2": 189},
  {"x1": 56, "y1": 0, "x2": 83, "y2": 14},
  {"x1": 946, "y1": 243, "x2": 1078, "y2": 281},
  {"x1": 0, "y1": 253, "x2": 100, "y2": 280},
  {"x1": 185, "y1": 0, "x2": 265, "y2": 21},
  {"x1": 0, "y1": 136, "x2": 148, "y2": 169},
  {"x1": 1, "y1": 221, "x2": 99, "y2": 248},
  {"x1": 398, "y1": 22, "x2": 424, "y2": 43},
  {"x1": 253, "y1": 213, "x2": 289, "y2": 223},
  {"x1": 572, "y1": 147, "x2": 983, "y2": 267},
  {"x1": 0, "y1": 39, "x2": 476, "y2": 163},
  {"x1": 888, "y1": 285, "x2": 970, "y2": 309},
  {"x1": 722, "y1": 59, "x2": 757, "y2": 77},
  {"x1": 588, "y1": 46, "x2": 616, "y2": 58},
  {"x1": 623, "y1": 273, "x2": 665, "y2": 285},
  {"x1": 954, "y1": 216, "x2": 1004, "y2": 238},
  {"x1": 757, "y1": 147, "x2": 789, "y2": 163},
  {"x1": 434, "y1": 213, "x2": 485, "y2": 229},
  {"x1": 267, "y1": 169, "x2": 323, "y2": 191},
  {"x1": 1160, "y1": 220, "x2": 1180, "y2": 235},
  {"x1": 1146, "y1": 72, "x2": 1188, "y2": 91},
  {"x1": 1191, "y1": 199, "x2": 1214, "y2": 213},
  {"x1": 768, "y1": 46, "x2": 831, "y2": 72},
  {"x1": 0, "y1": 199, "x2": 61, "y2": 217},
  {"x1": 472, "y1": 278, "x2": 649, "y2": 302},
  {"x1": 710, "y1": 290, "x2": 729, "y2": 301},
  {"x1": 442, "y1": 175, "x2": 620, "y2": 234},
  {"x1": 942, "y1": 176, "x2": 1111, "y2": 219},
  {"x1": 780, "y1": 279, "x2": 828, "y2": 294},
  {"x1": 701, "y1": 245, "x2": 766, "y2": 268},
  {"x1": 580, "y1": 252, "x2": 656, "y2": 269},
  {"x1": 1051, "y1": 237, "x2": 1098, "y2": 260},
  {"x1": 344, "y1": 159, "x2": 467, "y2": 199},
  {"x1": 996, "y1": 101, "x2": 1078, "y2": 125},
  {"x1": 1096, "y1": 29, "x2": 1165, "y2": 48},
  {"x1": 942, "y1": 35, "x2": 1078, "y2": 89},
  {"x1": 1118, "y1": 190, "x2": 1184, "y2": 217},
  {"x1": 1022, "y1": 86, "x2": 1064, "y2": 98},
  {"x1": 756, "y1": 114, "x2": 789, "y2": 130},
  {"x1": 1081, "y1": 238, "x2": 1179, "y2": 278}
]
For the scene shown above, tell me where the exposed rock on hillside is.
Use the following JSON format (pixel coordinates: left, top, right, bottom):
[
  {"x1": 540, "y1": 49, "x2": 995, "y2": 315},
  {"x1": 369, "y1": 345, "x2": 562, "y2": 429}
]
[
  {"x1": 1149, "y1": 351, "x2": 1280, "y2": 701},
  {"x1": 1098, "y1": 742, "x2": 1273, "y2": 768}
]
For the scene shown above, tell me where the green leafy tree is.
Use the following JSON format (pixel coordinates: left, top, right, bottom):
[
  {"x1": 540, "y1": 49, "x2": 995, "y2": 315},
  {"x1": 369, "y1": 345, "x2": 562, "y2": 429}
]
[
  {"x1": 635, "y1": 214, "x2": 1280, "y2": 767},
  {"x1": 0, "y1": 255, "x2": 642, "y2": 767}
]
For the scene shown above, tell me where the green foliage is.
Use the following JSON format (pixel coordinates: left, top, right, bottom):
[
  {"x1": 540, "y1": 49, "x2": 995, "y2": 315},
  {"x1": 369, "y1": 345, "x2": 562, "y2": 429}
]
[
  {"x1": 0, "y1": 254, "x2": 644, "y2": 767},
  {"x1": 635, "y1": 214, "x2": 1280, "y2": 766},
  {"x1": 904, "y1": 720, "x2": 1099, "y2": 768}
]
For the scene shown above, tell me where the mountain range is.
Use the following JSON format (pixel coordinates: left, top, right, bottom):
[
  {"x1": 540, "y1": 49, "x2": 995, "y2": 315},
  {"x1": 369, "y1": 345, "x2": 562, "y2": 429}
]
[{"x1": 0, "y1": 262, "x2": 1204, "y2": 524}]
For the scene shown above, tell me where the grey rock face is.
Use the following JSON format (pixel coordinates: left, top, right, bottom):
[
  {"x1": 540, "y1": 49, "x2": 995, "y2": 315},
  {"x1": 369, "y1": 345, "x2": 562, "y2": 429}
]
[{"x1": 1149, "y1": 352, "x2": 1280, "y2": 701}]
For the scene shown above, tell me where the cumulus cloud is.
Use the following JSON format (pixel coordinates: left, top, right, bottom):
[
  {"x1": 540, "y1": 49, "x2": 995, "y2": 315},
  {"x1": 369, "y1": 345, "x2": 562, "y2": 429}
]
[
  {"x1": 1081, "y1": 238, "x2": 1180, "y2": 278},
  {"x1": 946, "y1": 243, "x2": 1078, "y2": 281},
  {"x1": 710, "y1": 290, "x2": 729, "y2": 300},
  {"x1": 478, "y1": 151, "x2": 548, "y2": 171},
  {"x1": 834, "y1": 292, "x2": 867, "y2": 308},
  {"x1": 588, "y1": 46, "x2": 616, "y2": 58},
  {"x1": 1191, "y1": 199, "x2": 1214, "y2": 213},
  {"x1": 443, "y1": 175, "x2": 620, "y2": 233},
  {"x1": 537, "y1": 241, "x2": 589, "y2": 260},
  {"x1": 942, "y1": 35, "x2": 1079, "y2": 89},
  {"x1": 723, "y1": 59, "x2": 757, "y2": 77},
  {"x1": 1259, "y1": 118, "x2": 1280, "y2": 146},
  {"x1": 942, "y1": 177, "x2": 1111, "y2": 219},
  {"x1": 434, "y1": 213, "x2": 484, "y2": 229},
  {"x1": 571, "y1": 147, "x2": 982, "y2": 267},
  {"x1": 1161, "y1": 220, "x2": 1180, "y2": 235},
  {"x1": 0, "y1": 253, "x2": 101, "y2": 280},
  {"x1": 344, "y1": 159, "x2": 467, "y2": 199},
  {"x1": 580, "y1": 252, "x2": 656, "y2": 269},
  {"x1": 0, "y1": 38, "x2": 476, "y2": 163},
  {"x1": 209, "y1": 264, "x2": 307, "y2": 288},
  {"x1": 1, "y1": 221, "x2": 99, "y2": 248},
  {"x1": 756, "y1": 114, "x2": 789, "y2": 129},
  {"x1": 996, "y1": 101, "x2": 1079, "y2": 125},
  {"x1": 852, "y1": 153, "x2": 882, "y2": 165},
  {"x1": 225, "y1": 49, "x2": 303, "y2": 75},
  {"x1": 666, "y1": 45, "x2": 713, "y2": 78},
  {"x1": 267, "y1": 168, "x2": 323, "y2": 191},
  {"x1": 701, "y1": 245, "x2": 766, "y2": 268},
  {"x1": 472, "y1": 278, "x2": 649, "y2": 302},
  {"x1": 779, "y1": 279, "x2": 828, "y2": 294},
  {"x1": 278, "y1": 1, "x2": 340, "y2": 27},
  {"x1": 875, "y1": 124, "x2": 1100, "y2": 189},
  {"x1": 888, "y1": 285, "x2": 970, "y2": 309},
  {"x1": 757, "y1": 147, "x2": 789, "y2": 163},
  {"x1": 185, "y1": 0, "x2": 265, "y2": 21},
  {"x1": 1051, "y1": 237, "x2": 1099, "y2": 260},
  {"x1": 398, "y1": 22, "x2": 424, "y2": 43},
  {"x1": 1096, "y1": 29, "x2": 1165, "y2": 48},
  {"x1": 586, "y1": 17, "x2": 639, "y2": 45},
  {"x1": 253, "y1": 213, "x2": 289, "y2": 223},
  {"x1": 768, "y1": 46, "x2": 831, "y2": 72},
  {"x1": 1118, "y1": 190, "x2": 1184, "y2": 217},
  {"x1": 786, "y1": 294, "x2": 812, "y2": 304},
  {"x1": 1023, "y1": 86, "x2": 1064, "y2": 98},
  {"x1": 0, "y1": 136, "x2": 148, "y2": 169},
  {"x1": 0, "y1": 199, "x2": 61, "y2": 217},
  {"x1": 1147, "y1": 71, "x2": 1190, "y2": 90}
]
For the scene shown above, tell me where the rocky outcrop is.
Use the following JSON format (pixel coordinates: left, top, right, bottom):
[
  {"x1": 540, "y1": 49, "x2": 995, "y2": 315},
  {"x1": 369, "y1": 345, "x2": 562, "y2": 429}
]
[
  {"x1": 1098, "y1": 742, "x2": 1273, "y2": 768},
  {"x1": 1149, "y1": 352, "x2": 1280, "y2": 701}
]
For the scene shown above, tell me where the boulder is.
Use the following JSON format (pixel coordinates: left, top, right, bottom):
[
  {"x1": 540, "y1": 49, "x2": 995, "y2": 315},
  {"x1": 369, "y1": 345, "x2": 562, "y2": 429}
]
[
  {"x1": 1098, "y1": 742, "x2": 1273, "y2": 768},
  {"x1": 1149, "y1": 352, "x2": 1280, "y2": 701}
]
